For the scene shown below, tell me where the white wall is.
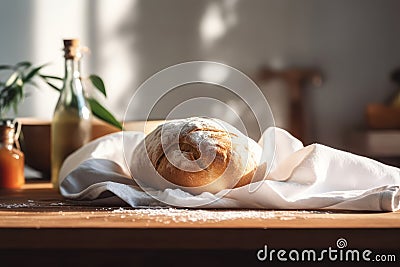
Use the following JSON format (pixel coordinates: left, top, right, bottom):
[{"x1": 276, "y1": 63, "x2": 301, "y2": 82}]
[
  {"x1": 0, "y1": 0, "x2": 89, "y2": 119},
  {"x1": 1, "y1": 0, "x2": 400, "y2": 147}
]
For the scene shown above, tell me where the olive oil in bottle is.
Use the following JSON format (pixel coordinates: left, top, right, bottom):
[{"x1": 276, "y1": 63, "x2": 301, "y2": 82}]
[{"x1": 51, "y1": 39, "x2": 91, "y2": 189}]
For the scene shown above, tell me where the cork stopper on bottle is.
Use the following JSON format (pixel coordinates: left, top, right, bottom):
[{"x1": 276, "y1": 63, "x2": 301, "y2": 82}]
[
  {"x1": 0, "y1": 119, "x2": 16, "y2": 146},
  {"x1": 63, "y1": 38, "x2": 81, "y2": 59}
]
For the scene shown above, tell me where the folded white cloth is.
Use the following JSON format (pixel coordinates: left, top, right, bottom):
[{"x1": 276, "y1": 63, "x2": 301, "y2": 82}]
[{"x1": 59, "y1": 128, "x2": 400, "y2": 211}]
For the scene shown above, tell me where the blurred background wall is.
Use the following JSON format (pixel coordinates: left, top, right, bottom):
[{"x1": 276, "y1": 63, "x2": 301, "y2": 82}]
[{"x1": 1, "y1": 0, "x2": 400, "y2": 148}]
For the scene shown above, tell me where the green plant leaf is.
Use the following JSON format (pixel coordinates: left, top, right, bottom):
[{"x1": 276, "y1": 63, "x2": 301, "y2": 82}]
[
  {"x1": 1, "y1": 61, "x2": 121, "y2": 126},
  {"x1": 15, "y1": 61, "x2": 32, "y2": 69},
  {"x1": 39, "y1": 74, "x2": 63, "y2": 81},
  {"x1": 1, "y1": 85, "x2": 18, "y2": 115},
  {"x1": 0, "y1": 65, "x2": 13, "y2": 70},
  {"x1": 89, "y1": 75, "x2": 107, "y2": 97},
  {"x1": 12, "y1": 85, "x2": 23, "y2": 113},
  {"x1": 38, "y1": 74, "x2": 62, "y2": 91},
  {"x1": 23, "y1": 63, "x2": 48, "y2": 83},
  {"x1": 87, "y1": 97, "x2": 123, "y2": 130},
  {"x1": 5, "y1": 71, "x2": 20, "y2": 87},
  {"x1": 44, "y1": 80, "x2": 61, "y2": 92},
  {"x1": 25, "y1": 79, "x2": 38, "y2": 89},
  {"x1": 16, "y1": 76, "x2": 23, "y2": 87}
]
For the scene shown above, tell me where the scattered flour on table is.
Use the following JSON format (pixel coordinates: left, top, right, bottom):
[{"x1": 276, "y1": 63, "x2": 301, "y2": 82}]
[
  {"x1": 110, "y1": 207, "x2": 330, "y2": 223},
  {"x1": 0, "y1": 203, "x2": 31, "y2": 209},
  {"x1": 0, "y1": 200, "x2": 67, "y2": 209}
]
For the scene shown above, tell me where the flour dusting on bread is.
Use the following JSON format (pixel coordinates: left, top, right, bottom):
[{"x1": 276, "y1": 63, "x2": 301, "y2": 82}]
[{"x1": 131, "y1": 117, "x2": 263, "y2": 194}]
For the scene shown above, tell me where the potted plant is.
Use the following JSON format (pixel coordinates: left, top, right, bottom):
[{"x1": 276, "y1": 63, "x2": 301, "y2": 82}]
[
  {"x1": 0, "y1": 61, "x2": 122, "y2": 128},
  {"x1": 0, "y1": 61, "x2": 122, "y2": 177}
]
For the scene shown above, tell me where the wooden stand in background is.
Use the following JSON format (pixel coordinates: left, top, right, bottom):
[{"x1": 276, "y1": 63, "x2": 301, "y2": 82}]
[{"x1": 256, "y1": 67, "x2": 322, "y2": 142}]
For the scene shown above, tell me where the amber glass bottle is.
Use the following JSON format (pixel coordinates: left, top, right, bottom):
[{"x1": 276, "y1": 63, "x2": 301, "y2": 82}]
[
  {"x1": 0, "y1": 119, "x2": 24, "y2": 189},
  {"x1": 51, "y1": 39, "x2": 92, "y2": 189}
]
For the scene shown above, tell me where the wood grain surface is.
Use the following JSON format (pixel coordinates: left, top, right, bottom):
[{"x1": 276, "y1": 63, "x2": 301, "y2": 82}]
[
  {"x1": 0, "y1": 182, "x2": 399, "y2": 229},
  {"x1": 1, "y1": 181, "x2": 400, "y2": 255}
]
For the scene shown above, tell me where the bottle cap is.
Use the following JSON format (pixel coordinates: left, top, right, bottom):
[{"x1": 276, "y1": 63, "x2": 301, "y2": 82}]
[
  {"x1": 63, "y1": 38, "x2": 81, "y2": 59},
  {"x1": 63, "y1": 39, "x2": 80, "y2": 48},
  {"x1": 0, "y1": 119, "x2": 16, "y2": 128}
]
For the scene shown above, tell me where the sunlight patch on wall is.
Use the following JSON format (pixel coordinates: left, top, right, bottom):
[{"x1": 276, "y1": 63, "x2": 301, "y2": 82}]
[
  {"x1": 200, "y1": 0, "x2": 238, "y2": 47},
  {"x1": 199, "y1": 63, "x2": 229, "y2": 84},
  {"x1": 96, "y1": 0, "x2": 138, "y2": 119},
  {"x1": 30, "y1": 0, "x2": 88, "y2": 119}
]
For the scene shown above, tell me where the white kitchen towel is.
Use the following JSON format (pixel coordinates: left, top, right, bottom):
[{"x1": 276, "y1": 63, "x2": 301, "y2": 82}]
[{"x1": 59, "y1": 128, "x2": 400, "y2": 211}]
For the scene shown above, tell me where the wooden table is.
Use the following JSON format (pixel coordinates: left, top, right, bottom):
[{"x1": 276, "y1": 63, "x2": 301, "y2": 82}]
[{"x1": 1, "y1": 182, "x2": 400, "y2": 266}]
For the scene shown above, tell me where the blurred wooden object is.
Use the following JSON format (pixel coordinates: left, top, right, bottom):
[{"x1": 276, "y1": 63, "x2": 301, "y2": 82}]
[
  {"x1": 346, "y1": 130, "x2": 400, "y2": 167},
  {"x1": 20, "y1": 118, "x2": 165, "y2": 178},
  {"x1": 347, "y1": 104, "x2": 400, "y2": 167},
  {"x1": 366, "y1": 104, "x2": 400, "y2": 129},
  {"x1": 256, "y1": 67, "x2": 322, "y2": 141},
  {"x1": 20, "y1": 118, "x2": 51, "y2": 176}
]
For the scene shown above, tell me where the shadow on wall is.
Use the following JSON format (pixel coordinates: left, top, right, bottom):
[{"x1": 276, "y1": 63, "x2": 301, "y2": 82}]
[
  {"x1": 110, "y1": 0, "x2": 310, "y2": 140},
  {"x1": 115, "y1": 0, "x2": 205, "y2": 116},
  {"x1": 92, "y1": 0, "x2": 400, "y2": 148}
]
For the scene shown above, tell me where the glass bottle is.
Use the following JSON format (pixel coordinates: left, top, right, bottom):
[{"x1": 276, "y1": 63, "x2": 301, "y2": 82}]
[
  {"x1": 51, "y1": 39, "x2": 92, "y2": 189},
  {"x1": 0, "y1": 119, "x2": 24, "y2": 189}
]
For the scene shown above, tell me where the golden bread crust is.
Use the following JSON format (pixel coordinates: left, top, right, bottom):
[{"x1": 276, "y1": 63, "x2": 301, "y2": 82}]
[{"x1": 131, "y1": 117, "x2": 263, "y2": 194}]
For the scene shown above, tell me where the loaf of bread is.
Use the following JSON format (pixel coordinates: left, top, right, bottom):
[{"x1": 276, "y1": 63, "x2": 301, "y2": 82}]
[{"x1": 130, "y1": 117, "x2": 263, "y2": 194}]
